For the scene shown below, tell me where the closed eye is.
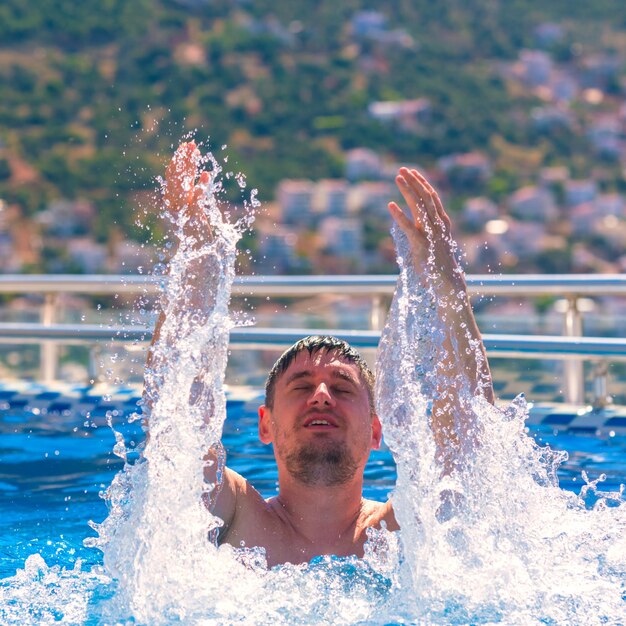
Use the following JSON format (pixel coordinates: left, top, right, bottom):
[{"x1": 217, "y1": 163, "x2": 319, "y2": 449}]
[{"x1": 333, "y1": 386, "x2": 353, "y2": 394}]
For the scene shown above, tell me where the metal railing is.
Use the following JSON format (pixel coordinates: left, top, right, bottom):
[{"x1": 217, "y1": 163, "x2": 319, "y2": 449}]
[{"x1": 0, "y1": 274, "x2": 625, "y2": 405}]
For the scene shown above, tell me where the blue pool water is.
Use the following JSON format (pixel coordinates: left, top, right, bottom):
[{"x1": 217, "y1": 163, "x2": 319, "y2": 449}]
[{"x1": 1, "y1": 385, "x2": 625, "y2": 585}]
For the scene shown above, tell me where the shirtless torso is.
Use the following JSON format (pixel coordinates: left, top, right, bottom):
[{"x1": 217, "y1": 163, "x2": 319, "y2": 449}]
[{"x1": 215, "y1": 469, "x2": 398, "y2": 568}]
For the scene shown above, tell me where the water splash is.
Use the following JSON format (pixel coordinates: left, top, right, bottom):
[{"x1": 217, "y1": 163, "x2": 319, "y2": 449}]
[
  {"x1": 84, "y1": 145, "x2": 259, "y2": 622},
  {"x1": 375, "y1": 223, "x2": 626, "y2": 624}
]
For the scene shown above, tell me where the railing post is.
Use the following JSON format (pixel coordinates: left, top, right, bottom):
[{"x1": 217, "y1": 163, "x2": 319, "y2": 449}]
[
  {"x1": 591, "y1": 360, "x2": 611, "y2": 408},
  {"x1": 563, "y1": 296, "x2": 585, "y2": 404},
  {"x1": 88, "y1": 344, "x2": 101, "y2": 384},
  {"x1": 40, "y1": 294, "x2": 58, "y2": 382},
  {"x1": 369, "y1": 296, "x2": 386, "y2": 330}
]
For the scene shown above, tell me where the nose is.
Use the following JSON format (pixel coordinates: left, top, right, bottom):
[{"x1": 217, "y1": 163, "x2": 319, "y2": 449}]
[{"x1": 307, "y1": 382, "x2": 336, "y2": 407}]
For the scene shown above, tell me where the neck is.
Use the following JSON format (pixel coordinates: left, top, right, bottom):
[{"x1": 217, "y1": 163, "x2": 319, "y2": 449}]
[{"x1": 274, "y1": 473, "x2": 366, "y2": 545}]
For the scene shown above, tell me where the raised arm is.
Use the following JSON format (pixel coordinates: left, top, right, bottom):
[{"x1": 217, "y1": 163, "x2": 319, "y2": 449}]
[
  {"x1": 142, "y1": 142, "x2": 239, "y2": 533},
  {"x1": 388, "y1": 167, "x2": 493, "y2": 471},
  {"x1": 144, "y1": 143, "x2": 210, "y2": 392},
  {"x1": 143, "y1": 142, "x2": 220, "y2": 411}
]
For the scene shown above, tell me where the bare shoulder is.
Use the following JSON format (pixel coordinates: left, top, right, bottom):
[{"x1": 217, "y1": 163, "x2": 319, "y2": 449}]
[
  {"x1": 221, "y1": 467, "x2": 271, "y2": 517},
  {"x1": 216, "y1": 467, "x2": 275, "y2": 543},
  {"x1": 360, "y1": 498, "x2": 399, "y2": 532}
]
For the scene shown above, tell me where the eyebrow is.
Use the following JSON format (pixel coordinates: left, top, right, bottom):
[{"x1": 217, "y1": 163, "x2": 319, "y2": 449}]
[{"x1": 284, "y1": 369, "x2": 360, "y2": 388}]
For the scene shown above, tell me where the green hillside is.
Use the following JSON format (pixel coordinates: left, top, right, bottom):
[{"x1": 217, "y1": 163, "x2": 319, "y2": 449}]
[{"x1": 0, "y1": 0, "x2": 624, "y2": 244}]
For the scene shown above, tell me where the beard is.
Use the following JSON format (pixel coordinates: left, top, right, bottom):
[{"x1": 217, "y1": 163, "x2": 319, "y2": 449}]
[{"x1": 283, "y1": 439, "x2": 358, "y2": 487}]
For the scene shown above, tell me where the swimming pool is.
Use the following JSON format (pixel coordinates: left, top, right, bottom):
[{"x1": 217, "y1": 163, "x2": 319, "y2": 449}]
[{"x1": 1, "y1": 382, "x2": 625, "y2": 589}]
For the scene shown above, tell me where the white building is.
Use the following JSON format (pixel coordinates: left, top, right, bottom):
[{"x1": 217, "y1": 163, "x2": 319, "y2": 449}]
[
  {"x1": 438, "y1": 152, "x2": 492, "y2": 182},
  {"x1": 508, "y1": 186, "x2": 558, "y2": 222},
  {"x1": 586, "y1": 218, "x2": 626, "y2": 267},
  {"x1": 350, "y1": 181, "x2": 396, "y2": 217},
  {"x1": 547, "y1": 70, "x2": 578, "y2": 103},
  {"x1": 594, "y1": 193, "x2": 624, "y2": 218},
  {"x1": 345, "y1": 148, "x2": 382, "y2": 181},
  {"x1": 581, "y1": 54, "x2": 621, "y2": 89},
  {"x1": 477, "y1": 220, "x2": 555, "y2": 264},
  {"x1": 368, "y1": 98, "x2": 431, "y2": 131},
  {"x1": 113, "y1": 240, "x2": 157, "y2": 274},
  {"x1": 568, "y1": 195, "x2": 625, "y2": 237},
  {"x1": 587, "y1": 115, "x2": 623, "y2": 158},
  {"x1": 276, "y1": 180, "x2": 315, "y2": 226},
  {"x1": 565, "y1": 180, "x2": 597, "y2": 207},
  {"x1": 350, "y1": 11, "x2": 387, "y2": 38},
  {"x1": 530, "y1": 106, "x2": 573, "y2": 130},
  {"x1": 37, "y1": 199, "x2": 96, "y2": 238},
  {"x1": 319, "y1": 217, "x2": 363, "y2": 259},
  {"x1": 67, "y1": 238, "x2": 108, "y2": 273},
  {"x1": 462, "y1": 197, "x2": 499, "y2": 228},
  {"x1": 533, "y1": 23, "x2": 564, "y2": 47},
  {"x1": 569, "y1": 203, "x2": 600, "y2": 236},
  {"x1": 539, "y1": 166, "x2": 569, "y2": 186},
  {"x1": 0, "y1": 234, "x2": 16, "y2": 272},
  {"x1": 315, "y1": 180, "x2": 350, "y2": 218},
  {"x1": 519, "y1": 49, "x2": 553, "y2": 86},
  {"x1": 257, "y1": 226, "x2": 299, "y2": 273}
]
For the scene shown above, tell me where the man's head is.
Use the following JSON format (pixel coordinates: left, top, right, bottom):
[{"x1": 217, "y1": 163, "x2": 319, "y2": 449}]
[
  {"x1": 259, "y1": 336, "x2": 381, "y2": 488},
  {"x1": 264, "y1": 335, "x2": 375, "y2": 412}
]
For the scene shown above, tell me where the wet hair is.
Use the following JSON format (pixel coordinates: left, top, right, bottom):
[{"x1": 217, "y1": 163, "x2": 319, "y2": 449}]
[{"x1": 264, "y1": 335, "x2": 375, "y2": 412}]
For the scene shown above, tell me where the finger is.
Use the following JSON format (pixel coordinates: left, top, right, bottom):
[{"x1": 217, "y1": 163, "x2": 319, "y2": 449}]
[
  {"x1": 395, "y1": 174, "x2": 426, "y2": 227},
  {"x1": 402, "y1": 169, "x2": 440, "y2": 227},
  {"x1": 388, "y1": 201, "x2": 423, "y2": 238},
  {"x1": 410, "y1": 168, "x2": 434, "y2": 192},
  {"x1": 165, "y1": 143, "x2": 202, "y2": 210},
  {"x1": 399, "y1": 167, "x2": 432, "y2": 208},
  {"x1": 191, "y1": 185, "x2": 204, "y2": 208},
  {"x1": 167, "y1": 142, "x2": 199, "y2": 186},
  {"x1": 405, "y1": 170, "x2": 450, "y2": 238},
  {"x1": 190, "y1": 171, "x2": 211, "y2": 205},
  {"x1": 432, "y1": 193, "x2": 451, "y2": 233},
  {"x1": 167, "y1": 142, "x2": 195, "y2": 177},
  {"x1": 411, "y1": 169, "x2": 450, "y2": 229}
]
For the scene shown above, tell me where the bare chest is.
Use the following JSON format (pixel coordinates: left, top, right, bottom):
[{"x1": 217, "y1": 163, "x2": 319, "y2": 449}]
[{"x1": 221, "y1": 509, "x2": 373, "y2": 568}]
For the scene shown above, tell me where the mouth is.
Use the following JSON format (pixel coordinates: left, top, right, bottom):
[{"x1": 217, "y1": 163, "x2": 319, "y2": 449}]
[{"x1": 303, "y1": 414, "x2": 340, "y2": 429}]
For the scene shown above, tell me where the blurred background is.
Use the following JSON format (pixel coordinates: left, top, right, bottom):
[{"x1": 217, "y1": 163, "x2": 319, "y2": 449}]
[{"x1": 0, "y1": 0, "x2": 625, "y2": 398}]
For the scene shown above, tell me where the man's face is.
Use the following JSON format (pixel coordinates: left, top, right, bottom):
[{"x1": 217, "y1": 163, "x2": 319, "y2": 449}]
[{"x1": 258, "y1": 349, "x2": 381, "y2": 487}]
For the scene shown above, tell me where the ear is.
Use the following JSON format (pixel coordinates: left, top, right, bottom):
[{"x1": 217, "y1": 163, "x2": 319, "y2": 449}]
[
  {"x1": 258, "y1": 405, "x2": 273, "y2": 444},
  {"x1": 370, "y1": 414, "x2": 382, "y2": 450}
]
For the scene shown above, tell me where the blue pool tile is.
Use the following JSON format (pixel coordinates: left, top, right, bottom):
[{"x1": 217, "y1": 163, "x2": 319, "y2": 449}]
[
  {"x1": 35, "y1": 391, "x2": 61, "y2": 400},
  {"x1": 542, "y1": 413, "x2": 576, "y2": 425},
  {"x1": 8, "y1": 399, "x2": 28, "y2": 409},
  {"x1": 227, "y1": 399, "x2": 246, "y2": 409},
  {"x1": 605, "y1": 416, "x2": 626, "y2": 427},
  {"x1": 568, "y1": 426, "x2": 598, "y2": 434},
  {"x1": 72, "y1": 386, "x2": 92, "y2": 393},
  {"x1": 48, "y1": 401, "x2": 73, "y2": 413},
  {"x1": 92, "y1": 405, "x2": 119, "y2": 417},
  {"x1": 81, "y1": 395, "x2": 103, "y2": 402},
  {"x1": 531, "y1": 383, "x2": 558, "y2": 394}
]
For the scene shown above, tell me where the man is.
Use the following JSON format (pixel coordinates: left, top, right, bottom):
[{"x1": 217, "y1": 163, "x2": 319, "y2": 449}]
[{"x1": 150, "y1": 143, "x2": 493, "y2": 568}]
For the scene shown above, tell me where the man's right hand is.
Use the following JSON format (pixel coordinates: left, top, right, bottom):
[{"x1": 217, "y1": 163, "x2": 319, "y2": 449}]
[{"x1": 164, "y1": 142, "x2": 212, "y2": 247}]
